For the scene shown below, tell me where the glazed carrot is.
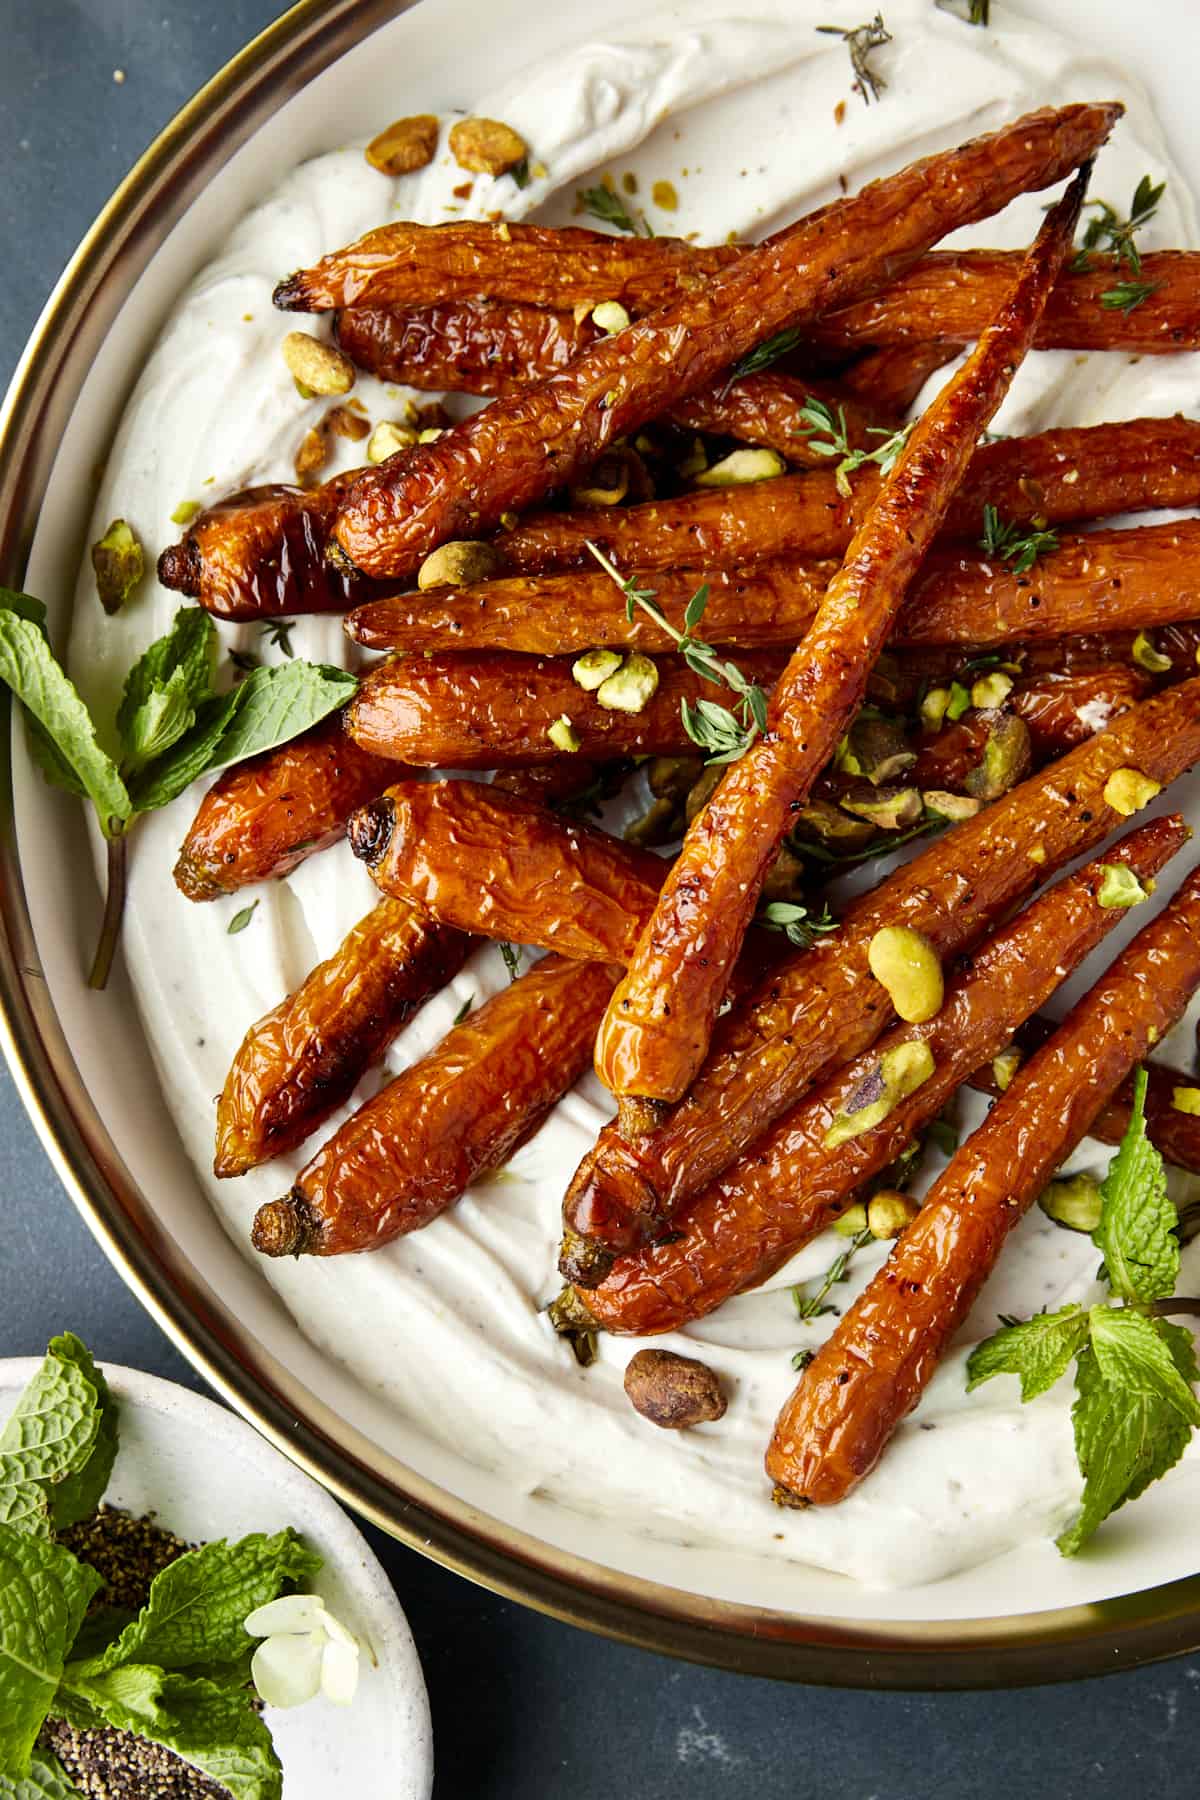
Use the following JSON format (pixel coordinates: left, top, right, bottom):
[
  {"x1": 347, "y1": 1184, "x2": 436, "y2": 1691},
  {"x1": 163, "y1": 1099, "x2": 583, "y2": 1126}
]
[
  {"x1": 279, "y1": 219, "x2": 1198, "y2": 356},
  {"x1": 214, "y1": 898, "x2": 469, "y2": 1176},
  {"x1": 173, "y1": 714, "x2": 402, "y2": 900},
  {"x1": 566, "y1": 818, "x2": 1188, "y2": 1336},
  {"x1": 347, "y1": 518, "x2": 1200, "y2": 657},
  {"x1": 595, "y1": 170, "x2": 1090, "y2": 1106},
  {"x1": 332, "y1": 106, "x2": 1119, "y2": 577},
  {"x1": 836, "y1": 341, "x2": 961, "y2": 413},
  {"x1": 344, "y1": 647, "x2": 789, "y2": 768},
  {"x1": 560, "y1": 678, "x2": 1200, "y2": 1279},
  {"x1": 249, "y1": 953, "x2": 618, "y2": 1258},
  {"x1": 766, "y1": 861, "x2": 1200, "y2": 1507}
]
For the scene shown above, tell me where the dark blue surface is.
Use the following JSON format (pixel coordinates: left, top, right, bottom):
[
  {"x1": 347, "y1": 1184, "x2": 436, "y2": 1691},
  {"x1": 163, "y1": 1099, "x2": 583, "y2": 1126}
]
[{"x1": 4, "y1": 5, "x2": 1200, "y2": 1794}]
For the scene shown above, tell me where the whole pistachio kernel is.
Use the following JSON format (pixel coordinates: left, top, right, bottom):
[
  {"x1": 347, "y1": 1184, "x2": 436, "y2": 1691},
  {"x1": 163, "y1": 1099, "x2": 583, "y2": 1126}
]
[
  {"x1": 281, "y1": 331, "x2": 355, "y2": 397},
  {"x1": 91, "y1": 518, "x2": 144, "y2": 615},
  {"x1": 366, "y1": 420, "x2": 418, "y2": 464},
  {"x1": 1097, "y1": 864, "x2": 1148, "y2": 909},
  {"x1": 868, "y1": 925, "x2": 944, "y2": 1023},
  {"x1": 365, "y1": 113, "x2": 440, "y2": 176},
  {"x1": 1103, "y1": 767, "x2": 1162, "y2": 817},
  {"x1": 416, "y1": 540, "x2": 504, "y2": 591},
  {"x1": 867, "y1": 1190, "x2": 921, "y2": 1240},
  {"x1": 832, "y1": 1202, "x2": 869, "y2": 1238},
  {"x1": 596, "y1": 652, "x2": 660, "y2": 713},
  {"x1": 1172, "y1": 1086, "x2": 1200, "y2": 1116},
  {"x1": 448, "y1": 116, "x2": 528, "y2": 177},
  {"x1": 694, "y1": 448, "x2": 786, "y2": 487},
  {"x1": 922, "y1": 790, "x2": 983, "y2": 823},
  {"x1": 1132, "y1": 630, "x2": 1173, "y2": 674},
  {"x1": 824, "y1": 1040, "x2": 937, "y2": 1149},
  {"x1": 592, "y1": 300, "x2": 632, "y2": 335},
  {"x1": 970, "y1": 670, "x2": 1014, "y2": 709},
  {"x1": 1038, "y1": 1172, "x2": 1103, "y2": 1234},
  {"x1": 573, "y1": 649, "x2": 623, "y2": 692},
  {"x1": 547, "y1": 715, "x2": 581, "y2": 753}
]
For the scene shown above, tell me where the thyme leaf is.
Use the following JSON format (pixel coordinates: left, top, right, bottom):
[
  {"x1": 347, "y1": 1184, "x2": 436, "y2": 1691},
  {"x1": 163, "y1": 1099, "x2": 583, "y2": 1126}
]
[
  {"x1": 816, "y1": 14, "x2": 892, "y2": 106},
  {"x1": 759, "y1": 899, "x2": 838, "y2": 951},
  {"x1": 1100, "y1": 279, "x2": 1161, "y2": 316},
  {"x1": 576, "y1": 184, "x2": 653, "y2": 238},
  {"x1": 258, "y1": 618, "x2": 296, "y2": 659},
  {"x1": 792, "y1": 1227, "x2": 874, "y2": 1320},
  {"x1": 978, "y1": 504, "x2": 1059, "y2": 575},
  {"x1": 727, "y1": 327, "x2": 804, "y2": 385},
  {"x1": 1072, "y1": 174, "x2": 1165, "y2": 277},
  {"x1": 796, "y1": 396, "x2": 914, "y2": 499}
]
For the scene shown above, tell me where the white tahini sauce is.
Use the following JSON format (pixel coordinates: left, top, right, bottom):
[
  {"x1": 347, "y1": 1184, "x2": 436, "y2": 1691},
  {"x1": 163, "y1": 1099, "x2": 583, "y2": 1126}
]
[{"x1": 69, "y1": 0, "x2": 1200, "y2": 1589}]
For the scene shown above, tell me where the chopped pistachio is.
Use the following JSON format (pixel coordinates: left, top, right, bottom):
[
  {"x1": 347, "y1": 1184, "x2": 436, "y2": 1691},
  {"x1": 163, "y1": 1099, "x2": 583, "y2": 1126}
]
[
  {"x1": 824, "y1": 1040, "x2": 936, "y2": 1148},
  {"x1": 1132, "y1": 630, "x2": 1173, "y2": 674},
  {"x1": 992, "y1": 1046, "x2": 1022, "y2": 1092},
  {"x1": 920, "y1": 686, "x2": 951, "y2": 732},
  {"x1": 596, "y1": 652, "x2": 660, "y2": 713},
  {"x1": 965, "y1": 714, "x2": 1031, "y2": 801},
  {"x1": 945, "y1": 680, "x2": 971, "y2": 722},
  {"x1": 868, "y1": 925, "x2": 943, "y2": 1024},
  {"x1": 592, "y1": 300, "x2": 632, "y2": 335},
  {"x1": 569, "y1": 455, "x2": 630, "y2": 508},
  {"x1": 573, "y1": 648, "x2": 624, "y2": 692},
  {"x1": 970, "y1": 670, "x2": 1014, "y2": 710},
  {"x1": 1038, "y1": 1172, "x2": 1103, "y2": 1234},
  {"x1": 867, "y1": 1190, "x2": 921, "y2": 1240},
  {"x1": 847, "y1": 713, "x2": 916, "y2": 786},
  {"x1": 418, "y1": 427, "x2": 444, "y2": 443},
  {"x1": 448, "y1": 116, "x2": 528, "y2": 176},
  {"x1": 1028, "y1": 844, "x2": 1047, "y2": 864},
  {"x1": 547, "y1": 715, "x2": 581, "y2": 753},
  {"x1": 367, "y1": 420, "x2": 418, "y2": 464},
  {"x1": 416, "y1": 539, "x2": 504, "y2": 590},
  {"x1": 1097, "y1": 863, "x2": 1148, "y2": 909},
  {"x1": 833, "y1": 1203, "x2": 869, "y2": 1238},
  {"x1": 832, "y1": 735, "x2": 863, "y2": 777},
  {"x1": 922, "y1": 790, "x2": 983, "y2": 823},
  {"x1": 694, "y1": 447, "x2": 786, "y2": 487},
  {"x1": 840, "y1": 785, "x2": 923, "y2": 830},
  {"x1": 281, "y1": 331, "x2": 355, "y2": 396},
  {"x1": 676, "y1": 437, "x2": 708, "y2": 480},
  {"x1": 293, "y1": 426, "x2": 328, "y2": 482},
  {"x1": 1172, "y1": 1086, "x2": 1200, "y2": 1116},
  {"x1": 91, "y1": 518, "x2": 144, "y2": 614},
  {"x1": 170, "y1": 499, "x2": 202, "y2": 526},
  {"x1": 365, "y1": 113, "x2": 440, "y2": 175},
  {"x1": 791, "y1": 795, "x2": 876, "y2": 846},
  {"x1": 324, "y1": 406, "x2": 370, "y2": 442},
  {"x1": 1103, "y1": 766, "x2": 1162, "y2": 816},
  {"x1": 499, "y1": 511, "x2": 519, "y2": 531}
]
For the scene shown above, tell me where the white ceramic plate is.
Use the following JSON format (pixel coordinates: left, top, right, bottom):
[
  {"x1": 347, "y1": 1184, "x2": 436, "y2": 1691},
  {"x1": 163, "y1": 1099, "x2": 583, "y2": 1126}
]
[
  {"x1": 3, "y1": 0, "x2": 1200, "y2": 1683},
  {"x1": 0, "y1": 1357, "x2": 433, "y2": 1797}
]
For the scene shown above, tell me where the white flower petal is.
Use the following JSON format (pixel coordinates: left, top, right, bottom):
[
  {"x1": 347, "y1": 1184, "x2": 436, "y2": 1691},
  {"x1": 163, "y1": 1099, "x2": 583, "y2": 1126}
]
[
  {"x1": 320, "y1": 1634, "x2": 361, "y2": 1706},
  {"x1": 317, "y1": 1606, "x2": 358, "y2": 1651},
  {"x1": 245, "y1": 1594, "x2": 326, "y2": 1638},
  {"x1": 251, "y1": 1631, "x2": 325, "y2": 1708}
]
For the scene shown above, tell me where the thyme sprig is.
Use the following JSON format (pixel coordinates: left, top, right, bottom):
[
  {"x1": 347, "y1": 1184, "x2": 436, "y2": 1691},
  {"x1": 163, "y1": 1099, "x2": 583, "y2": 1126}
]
[
  {"x1": 978, "y1": 503, "x2": 1059, "y2": 575},
  {"x1": 1072, "y1": 175, "x2": 1165, "y2": 277},
  {"x1": 727, "y1": 327, "x2": 805, "y2": 385},
  {"x1": 576, "y1": 184, "x2": 654, "y2": 238},
  {"x1": 796, "y1": 396, "x2": 915, "y2": 499},
  {"x1": 259, "y1": 617, "x2": 296, "y2": 658},
  {"x1": 586, "y1": 541, "x2": 769, "y2": 765},
  {"x1": 1100, "y1": 279, "x2": 1161, "y2": 317},
  {"x1": 792, "y1": 1226, "x2": 874, "y2": 1320},
  {"x1": 817, "y1": 14, "x2": 893, "y2": 106},
  {"x1": 760, "y1": 899, "x2": 838, "y2": 951}
]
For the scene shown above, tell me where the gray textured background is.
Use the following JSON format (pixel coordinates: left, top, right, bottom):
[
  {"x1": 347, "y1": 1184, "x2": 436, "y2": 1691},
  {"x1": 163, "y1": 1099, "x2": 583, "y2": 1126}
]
[{"x1": 3, "y1": 3, "x2": 1200, "y2": 1794}]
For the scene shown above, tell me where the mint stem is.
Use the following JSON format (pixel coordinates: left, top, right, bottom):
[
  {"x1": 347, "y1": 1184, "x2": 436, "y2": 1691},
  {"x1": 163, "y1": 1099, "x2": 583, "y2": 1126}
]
[
  {"x1": 87, "y1": 831, "x2": 128, "y2": 991},
  {"x1": 1148, "y1": 1298, "x2": 1200, "y2": 1319}
]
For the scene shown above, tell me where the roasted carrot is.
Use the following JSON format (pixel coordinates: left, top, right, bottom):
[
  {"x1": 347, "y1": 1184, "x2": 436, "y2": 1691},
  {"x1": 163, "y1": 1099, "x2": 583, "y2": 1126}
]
[
  {"x1": 214, "y1": 899, "x2": 469, "y2": 1176},
  {"x1": 347, "y1": 517, "x2": 1200, "y2": 658},
  {"x1": 344, "y1": 647, "x2": 789, "y2": 768},
  {"x1": 561, "y1": 678, "x2": 1200, "y2": 1279},
  {"x1": 836, "y1": 341, "x2": 962, "y2": 413},
  {"x1": 173, "y1": 714, "x2": 402, "y2": 901},
  {"x1": 331, "y1": 106, "x2": 1119, "y2": 577},
  {"x1": 595, "y1": 170, "x2": 1090, "y2": 1106},
  {"x1": 766, "y1": 860, "x2": 1200, "y2": 1507},
  {"x1": 250, "y1": 953, "x2": 618, "y2": 1258},
  {"x1": 567, "y1": 818, "x2": 1188, "y2": 1336}
]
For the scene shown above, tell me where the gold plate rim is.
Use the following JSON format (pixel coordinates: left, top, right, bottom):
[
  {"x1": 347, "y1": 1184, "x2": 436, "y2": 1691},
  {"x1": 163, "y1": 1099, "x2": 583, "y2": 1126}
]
[{"x1": 1, "y1": 0, "x2": 1199, "y2": 1686}]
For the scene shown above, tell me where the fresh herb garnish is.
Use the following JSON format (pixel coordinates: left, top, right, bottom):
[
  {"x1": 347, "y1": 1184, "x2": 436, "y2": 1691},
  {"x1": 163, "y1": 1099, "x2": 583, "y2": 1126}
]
[
  {"x1": 258, "y1": 618, "x2": 296, "y2": 659},
  {"x1": 511, "y1": 157, "x2": 532, "y2": 190},
  {"x1": 816, "y1": 14, "x2": 892, "y2": 105},
  {"x1": 968, "y1": 1070, "x2": 1200, "y2": 1554},
  {"x1": 586, "y1": 542, "x2": 769, "y2": 765},
  {"x1": 978, "y1": 503, "x2": 1059, "y2": 575},
  {"x1": 227, "y1": 901, "x2": 258, "y2": 936},
  {"x1": 792, "y1": 1226, "x2": 875, "y2": 1319},
  {"x1": 228, "y1": 648, "x2": 260, "y2": 677},
  {"x1": 795, "y1": 396, "x2": 915, "y2": 499},
  {"x1": 499, "y1": 941, "x2": 521, "y2": 981},
  {"x1": 727, "y1": 327, "x2": 804, "y2": 385},
  {"x1": 790, "y1": 1348, "x2": 816, "y2": 1374},
  {"x1": 576, "y1": 184, "x2": 654, "y2": 238},
  {"x1": 0, "y1": 593, "x2": 355, "y2": 988},
  {"x1": 452, "y1": 994, "x2": 474, "y2": 1025},
  {"x1": 1072, "y1": 175, "x2": 1165, "y2": 277},
  {"x1": 759, "y1": 899, "x2": 838, "y2": 951},
  {"x1": 791, "y1": 815, "x2": 940, "y2": 867},
  {"x1": 927, "y1": 1115, "x2": 959, "y2": 1158},
  {"x1": 1099, "y1": 279, "x2": 1161, "y2": 316}
]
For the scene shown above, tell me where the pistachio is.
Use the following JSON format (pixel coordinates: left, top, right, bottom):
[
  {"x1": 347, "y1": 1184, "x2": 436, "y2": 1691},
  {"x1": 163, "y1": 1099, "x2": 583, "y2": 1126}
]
[
  {"x1": 624, "y1": 1348, "x2": 726, "y2": 1429},
  {"x1": 324, "y1": 405, "x2": 370, "y2": 442},
  {"x1": 1038, "y1": 1172, "x2": 1103, "y2": 1234},
  {"x1": 970, "y1": 670, "x2": 1014, "y2": 710},
  {"x1": 418, "y1": 427, "x2": 444, "y2": 443},
  {"x1": 170, "y1": 500, "x2": 202, "y2": 526},
  {"x1": 448, "y1": 116, "x2": 528, "y2": 177},
  {"x1": 1097, "y1": 864, "x2": 1148, "y2": 909},
  {"x1": 833, "y1": 1203, "x2": 869, "y2": 1238},
  {"x1": 416, "y1": 540, "x2": 504, "y2": 591},
  {"x1": 592, "y1": 300, "x2": 632, "y2": 335},
  {"x1": 366, "y1": 420, "x2": 418, "y2": 464},
  {"x1": 694, "y1": 447, "x2": 786, "y2": 487},
  {"x1": 90, "y1": 518, "x2": 144, "y2": 615},
  {"x1": 1132, "y1": 630, "x2": 1172, "y2": 674},
  {"x1": 281, "y1": 331, "x2": 355, "y2": 397},
  {"x1": 922, "y1": 790, "x2": 983, "y2": 823},
  {"x1": 824, "y1": 1040, "x2": 936, "y2": 1148},
  {"x1": 868, "y1": 925, "x2": 943, "y2": 1024},
  {"x1": 365, "y1": 113, "x2": 440, "y2": 175},
  {"x1": 676, "y1": 437, "x2": 708, "y2": 480},
  {"x1": 596, "y1": 652, "x2": 660, "y2": 713},
  {"x1": 568, "y1": 454, "x2": 629, "y2": 508},
  {"x1": 572, "y1": 648, "x2": 624, "y2": 692},
  {"x1": 991, "y1": 1046, "x2": 1023, "y2": 1092},
  {"x1": 647, "y1": 755, "x2": 704, "y2": 802},
  {"x1": 840, "y1": 785, "x2": 923, "y2": 830},
  {"x1": 965, "y1": 713, "x2": 1031, "y2": 801},
  {"x1": 293, "y1": 426, "x2": 328, "y2": 483},
  {"x1": 547, "y1": 715, "x2": 581, "y2": 753},
  {"x1": 868, "y1": 1190, "x2": 921, "y2": 1239},
  {"x1": 1103, "y1": 766, "x2": 1162, "y2": 817},
  {"x1": 847, "y1": 713, "x2": 916, "y2": 786},
  {"x1": 791, "y1": 796, "x2": 876, "y2": 847},
  {"x1": 920, "y1": 686, "x2": 951, "y2": 732},
  {"x1": 1172, "y1": 1086, "x2": 1200, "y2": 1116},
  {"x1": 945, "y1": 681, "x2": 971, "y2": 722}
]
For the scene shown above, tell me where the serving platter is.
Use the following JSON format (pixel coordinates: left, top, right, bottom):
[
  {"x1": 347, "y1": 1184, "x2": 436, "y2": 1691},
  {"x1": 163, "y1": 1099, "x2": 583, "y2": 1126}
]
[{"x1": 3, "y1": 0, "x2": 1200, "y2": 1683}]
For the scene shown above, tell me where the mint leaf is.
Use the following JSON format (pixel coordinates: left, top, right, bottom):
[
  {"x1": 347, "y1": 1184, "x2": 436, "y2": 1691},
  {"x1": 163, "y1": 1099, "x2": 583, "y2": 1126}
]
[
  {"x1": 966, "y1": 1304, "x2": 1090, "y2": 1401},
  {"x1": 55, "y1": 1663, "x2": 167, "y2": 1735},
  {"x1": 116, "y1": 607, "x2": 215, "y2": 758},
  {"x1": 0, "y1": 602, "x2": 130, "y2": 835},
  {"x1": 1057, "y1": 1313, "x2": 1199, "y2": 1555},
  {"x1": 0, "y1": 1749, "x2": 86, "y2": 1799},
  {"x1": 0, "y1": 1526, "x2": 101, "y2": 1779},
  {"x1": 0, "y1": 1488, "x2": 49, "y2": 1539},
  {"x1": 79, "y1": 1530, "x2": 320, "y2": 1676},
  {"x1": 148, "y1": 1675, "x2": 281, "y2": 1800},
  {"x1": 121, "y1": 666, "x2": 196, "y2": 774},
  {"x1": 42, "y1": 1337, "x2": 117, "y2": 1532},
  {"x1": 0, "y1": 1335, "x2": 116, "y2": 1535},
  {"x1": 126, "y1": 690, "x2": 242, "y2": 813},
  {"x1": 202, "y1": 662, "x2": 356, "y2": 773},
  {"x1": 1093, "y1": 1068, "x2": 1179, "y2": 1304}
]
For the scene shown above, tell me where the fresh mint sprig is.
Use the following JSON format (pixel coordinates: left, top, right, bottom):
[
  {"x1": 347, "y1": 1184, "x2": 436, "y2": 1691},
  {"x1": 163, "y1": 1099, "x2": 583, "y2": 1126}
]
[
  {"x1": 0, "y1": 593, "x2": 356, "y2": 988},
  {"x1": 967, "y1": 1070, "x2": 1200, "y2": 1554}
]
